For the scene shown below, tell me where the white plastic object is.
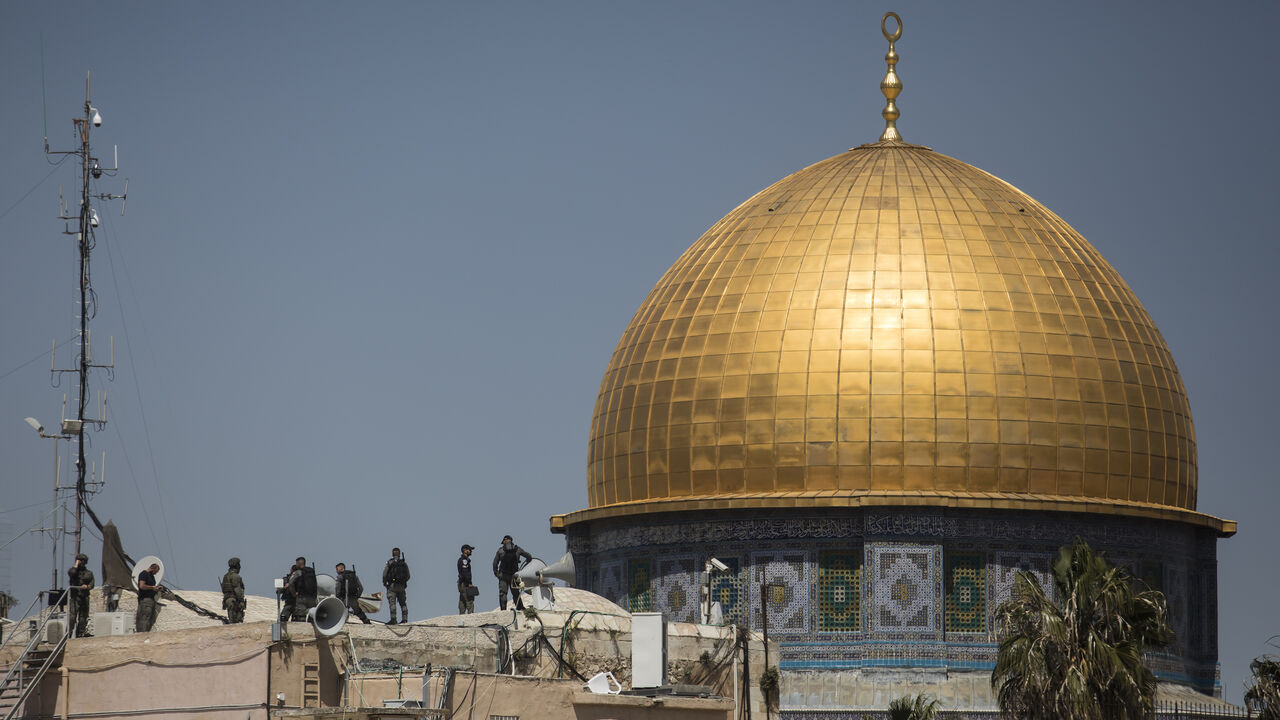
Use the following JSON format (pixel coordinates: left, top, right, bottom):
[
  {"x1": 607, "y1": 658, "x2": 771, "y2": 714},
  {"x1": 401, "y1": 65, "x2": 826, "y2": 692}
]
[{"x1": 583, "y1": 671, "x2": 622, "y2": 695}]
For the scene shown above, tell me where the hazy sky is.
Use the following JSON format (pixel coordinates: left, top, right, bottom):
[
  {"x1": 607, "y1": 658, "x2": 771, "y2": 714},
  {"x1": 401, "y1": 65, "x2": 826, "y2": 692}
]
[{"x1": 1, "y1": 1, "x2": 1276, "y2": 703}]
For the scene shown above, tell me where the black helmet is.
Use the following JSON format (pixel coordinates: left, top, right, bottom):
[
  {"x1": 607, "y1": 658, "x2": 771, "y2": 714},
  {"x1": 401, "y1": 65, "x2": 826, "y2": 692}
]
[
  {"x1": 75, "y1": 553, "x2": 88, "y2": 562},
  {"x1": 228, "y1": 557, "x2": 241, "y2": 568},
  {"x1": 461, "y1": 544, "x2": 474, "y2": 552}
]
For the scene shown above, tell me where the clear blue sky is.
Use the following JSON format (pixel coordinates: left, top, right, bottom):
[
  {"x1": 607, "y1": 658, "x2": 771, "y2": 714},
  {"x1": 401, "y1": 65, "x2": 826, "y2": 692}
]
[{"x1": 1, "y1": 0, "x2": 1276, "y2": 703}]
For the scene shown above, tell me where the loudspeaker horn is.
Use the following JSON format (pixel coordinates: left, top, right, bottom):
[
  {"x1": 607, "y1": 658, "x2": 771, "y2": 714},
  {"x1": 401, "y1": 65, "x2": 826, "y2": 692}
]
[
  {"x1": 515, "y1": 558, "x2": 546, "y2": 587},
  {"x1": 539, "y1": 552, "x2": 576, "y2": 586},
  {"x1": 130, "y1": 555, "x2": 164, "y2": 589},
  {"x1": 316, "y1": 573, "x2": 337, "y2": 597},
  {"x1": 309, "y1": 596, "x2": 348, "y2": 636}
]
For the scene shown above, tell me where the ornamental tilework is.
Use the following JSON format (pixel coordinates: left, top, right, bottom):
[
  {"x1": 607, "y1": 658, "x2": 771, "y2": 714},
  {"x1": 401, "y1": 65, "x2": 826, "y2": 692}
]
[
  {"x1": 597, "y1": 560, "x2": 626, "y2": 609},
  {"x1": 990, "y1": 552, "x2": 1052, "y2": 613},
  {"x1": 1139, "y1": 561, "x2": 1164, "y2": 593},
  {"x1": 655, "y1": 555, "x2": 699, "y2": 623},
  {"x1": 570, "y1": 510, "x2": 1219, "y2": 694},
  {"x1": 945, "y1": 553, "x2": 985, "y2": 633},
  {"x1": 629, "y1": 558, "x2": 653, "y2": 612},
  {"x1": 709, "y1": 556, "x2": 745, "y2": 625},
  {"x1": 869, "y1": 544, "x2": 939, "y2": 634},
  {"x1": 818, "y1": 550, "x2": 861, "y2": 632},
  {"x1": 1166, "y1": 564, "x2": 1189, "y2": 652},
  {"x1": 750, "y1": 551, "x2": 809, "y2": 633}
]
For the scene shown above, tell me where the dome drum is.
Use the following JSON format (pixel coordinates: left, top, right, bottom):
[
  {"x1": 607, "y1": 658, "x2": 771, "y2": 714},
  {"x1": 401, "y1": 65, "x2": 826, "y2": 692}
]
[{"x1": 559, "y1": 505, "x2": 1223, "y2": 695}]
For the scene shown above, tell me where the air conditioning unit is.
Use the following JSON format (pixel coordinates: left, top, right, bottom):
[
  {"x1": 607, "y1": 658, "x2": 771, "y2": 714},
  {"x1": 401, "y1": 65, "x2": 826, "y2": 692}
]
[{"x1": 93, "y1": 612, "x2": 132, "y2": 636}]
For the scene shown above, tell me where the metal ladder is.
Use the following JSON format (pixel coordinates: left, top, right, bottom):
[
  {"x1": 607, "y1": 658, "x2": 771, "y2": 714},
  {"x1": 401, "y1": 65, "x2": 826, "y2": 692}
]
[{"x1": 0, "y1": 592, "x2": 69, "y2": 720}]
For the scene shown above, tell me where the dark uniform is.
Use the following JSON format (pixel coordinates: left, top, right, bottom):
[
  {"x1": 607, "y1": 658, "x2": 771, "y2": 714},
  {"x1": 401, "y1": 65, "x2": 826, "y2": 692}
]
[
  {"x1": 278, "y1": 567, "x2": 297, "y2": 622},
  {"x1": 288, "y1": 561, "x2": 318, "y2": 622},
  {"x1": 457, "y1": 545, "x2": 476, "y2": 614},
  {"x1": 492, "y1": 536, "x2": 532, "y2": 611},
  {"x1": 221, "y1": 557, "x2": 246, "y2": 623},
  {"x1": 335, "y1": 565, "x2": 371, "y2": 624},
  {"x1": 382, "y1": 549, "x2": 410, "y2": 624},
  {"x1": 67, "y1": 553, "x2": 95, "y2": 638},
  {"x1": 135, "y1": 564, "x2": 161, "y2": 632}
]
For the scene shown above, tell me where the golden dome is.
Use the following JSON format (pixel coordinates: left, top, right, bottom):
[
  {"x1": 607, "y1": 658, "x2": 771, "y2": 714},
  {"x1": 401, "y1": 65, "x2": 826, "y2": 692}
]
[{"x1": 570, "y1": 142, "x2": 1231, "y2": 534}]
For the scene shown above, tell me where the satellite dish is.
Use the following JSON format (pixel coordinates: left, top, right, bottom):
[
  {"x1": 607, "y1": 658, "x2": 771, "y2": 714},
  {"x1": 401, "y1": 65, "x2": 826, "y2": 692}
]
[
  {"x1": 316, "y1": 573, "x2": 336, "y2": 597},
  {"x1": 130, "y1": 556, "x2": 164, "y2": 589}
]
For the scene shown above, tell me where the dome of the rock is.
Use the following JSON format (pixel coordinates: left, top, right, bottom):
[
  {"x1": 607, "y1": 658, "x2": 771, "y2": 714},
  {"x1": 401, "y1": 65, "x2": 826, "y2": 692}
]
[
  {"x1": 571, "y1": 142, "x2": 1226, "y2": 532},
  {"x1": 552, "y1": 13, "x2": 1232, "y2": 703}
]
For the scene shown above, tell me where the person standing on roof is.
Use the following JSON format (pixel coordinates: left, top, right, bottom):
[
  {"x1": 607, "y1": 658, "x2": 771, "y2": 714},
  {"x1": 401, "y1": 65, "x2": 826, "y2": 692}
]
[
  {"x1": 221, "y1": 557, "x2": 245, "y2": 624},
  {"x1": 492, "y1": 535, "x2": 532, "y2": 611},
  {"x1": 67, "y1": 553, "x2": 95, "y2": 638},
  {"x1": 135, "y1": 562, "x2": 161, "y2": 632},
  {"x1": 457, "y1": 544, "x2": 476, "y2": 614},
  {"x1": 287, "y1": 556, "x2": 317, "y2": 622},
  {"x1": 335, "y1": 562, "x2": 371, "y2": 624},
  {"x1": 382, "y1": 547, "x2": 410, "y2": 625}
]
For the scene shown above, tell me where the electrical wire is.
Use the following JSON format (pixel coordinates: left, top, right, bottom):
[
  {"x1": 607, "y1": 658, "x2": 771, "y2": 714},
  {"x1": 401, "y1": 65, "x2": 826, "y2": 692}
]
[
  {"x1": 0, "y1": 154, "x2": 70, "y2": 224},
  {"x1": 0, "y1": 334, "x2": 79, "y2": 385},
  {"x1": 98, "y1": 205, "x2": 178, "y2": 582}
]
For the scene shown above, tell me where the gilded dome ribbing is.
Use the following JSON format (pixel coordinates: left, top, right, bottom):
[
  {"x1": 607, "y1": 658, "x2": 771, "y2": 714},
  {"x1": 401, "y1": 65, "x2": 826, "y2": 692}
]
[{"x1": 578, "y1": 143, "x2": 1219, "y2": 529}]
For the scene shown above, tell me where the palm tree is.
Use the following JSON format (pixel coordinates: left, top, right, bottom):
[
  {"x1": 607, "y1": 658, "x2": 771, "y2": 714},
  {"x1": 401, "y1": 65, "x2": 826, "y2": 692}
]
[
  {"x1": 991, "y1": 539, "x2": 1173, "y2": 720},
  {"x1": 886, "y1": 693, "x2": 939, "y2": 720},
  {"x1": 1245, "y1": 639, "x2": 1280, "y2": 720}
]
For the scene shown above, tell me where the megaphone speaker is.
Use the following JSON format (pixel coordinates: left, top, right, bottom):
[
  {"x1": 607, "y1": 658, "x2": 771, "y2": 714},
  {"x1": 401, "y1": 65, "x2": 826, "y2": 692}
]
[
  {"x1": 309, "y1": 596, "x2": 348, "y2": 636},
  {"x1": 540, "y1": 552, "x2": 576, "y2": 586}
]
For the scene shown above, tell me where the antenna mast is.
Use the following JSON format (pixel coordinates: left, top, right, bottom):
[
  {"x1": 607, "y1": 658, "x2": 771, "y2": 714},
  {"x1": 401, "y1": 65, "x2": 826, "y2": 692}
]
[{"x1": 47, "y1": 72, "x2": 127, "y2": 556}]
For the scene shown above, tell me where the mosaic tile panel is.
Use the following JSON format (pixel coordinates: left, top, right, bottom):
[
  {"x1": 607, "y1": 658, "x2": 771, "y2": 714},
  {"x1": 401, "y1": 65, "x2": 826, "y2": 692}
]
[
  {"x1": 869, "y1": 544, "x2": 938, "y2": 633},
  {"x1": 1165, "y1": 563, "x2": 1188, "y2": 652},
  {"x1": 1138, "y1": 561, "x2": 1164, "y2": 593},
  {"x1": 654, "y1": 555, "x2": 699, "y2": 623},
  {"x1": 709, "y1": 556, "x2": 745, "y2": 625},
  {"x1": 945, "y1": 553, "x2": 985, "y2": 633},
  {"x1": 818, "y1": 550, "x2": 861, "y2": 632},
  {"x1": 571, "y1": 510, "x2": 1220, "y2": 695},
  {"x1": 991, "y1": 552, "x2": 1052, "y2": 612},
  {"x1": 750, "y1": 551, "x2": 810, "y2": 633},
  {"x1": 597, "y1": 560, "x2": 626, "y2": 609},
  {"x1": 628, "y1": 558, "x2": 653, "y2": 612}
]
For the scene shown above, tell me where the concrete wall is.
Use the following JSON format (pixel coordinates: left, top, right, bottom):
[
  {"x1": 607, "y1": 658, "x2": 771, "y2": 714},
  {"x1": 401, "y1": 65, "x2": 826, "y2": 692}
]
[{"x1": 8, "y1": 621, "x2": 345, "y2": 720}]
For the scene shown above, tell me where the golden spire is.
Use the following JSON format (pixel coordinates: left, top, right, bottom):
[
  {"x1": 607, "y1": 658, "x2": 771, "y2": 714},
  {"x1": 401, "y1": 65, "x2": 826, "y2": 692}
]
[{"x1": 878, "y1": 12, "x2": 903, "y2": 143}]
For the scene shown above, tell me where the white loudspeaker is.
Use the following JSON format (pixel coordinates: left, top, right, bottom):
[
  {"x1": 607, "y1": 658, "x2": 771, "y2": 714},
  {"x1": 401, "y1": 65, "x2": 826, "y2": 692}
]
[
  {"x1": 309, "y1": 596, "x2": 347, "y2": 636},
  {"x1": 539, "y1": 553, "x2": 576, "y2": 586},
  {"x1": 515, "y1": 559, "x2": 547, "y2": 587},
  {"x1": 130, "y1": 556, "x2": 164, "y2": 589},
  {"x1": 316, "y1": 573, "x2": 336, "y2": 597}
]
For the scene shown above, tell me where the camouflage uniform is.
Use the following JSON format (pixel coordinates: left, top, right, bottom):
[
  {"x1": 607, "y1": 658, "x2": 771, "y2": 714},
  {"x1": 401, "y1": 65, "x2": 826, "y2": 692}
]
[
  {"x1": 67, "y1": 554, "x2": 95, "y2": 638},
  {"x1": 288, "y1": 565, "x2": 317, "y2": 622},
  {"x1": 382, "y1": 552, "x2": 410, "y2": 624},
  {"x1": 221, "y1": 558, "x2": 246, "y2": 623},
  {"x1": 492, "y1": 538, "x2": 532, "y2": 611}
]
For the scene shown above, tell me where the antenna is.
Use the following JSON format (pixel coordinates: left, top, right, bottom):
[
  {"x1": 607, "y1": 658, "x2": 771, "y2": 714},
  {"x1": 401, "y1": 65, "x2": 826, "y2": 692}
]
[{"x1": 36, "y1": 71, "x2": 128, "y2": 557}]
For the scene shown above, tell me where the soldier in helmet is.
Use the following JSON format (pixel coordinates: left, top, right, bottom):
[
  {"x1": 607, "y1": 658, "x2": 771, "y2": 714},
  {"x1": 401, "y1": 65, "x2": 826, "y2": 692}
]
[
  {"x1": 381, "y1": 548, "x2": 410, "y2": 624},
  {"x1": 221, "y1": 557, "x2": 246, "y2": 623},
  {"x1": 67, "y1": 553, "x2": 95, "y2": 638},
  {"x1": 457, "y1": 544, "x2": 476, "y2": 614},
  {"x1": 492, "y1": 535, "x2": 532, "y2": 611},
  {"x1": 335, "y1": 563, "x2": 371, "y2": 624}
]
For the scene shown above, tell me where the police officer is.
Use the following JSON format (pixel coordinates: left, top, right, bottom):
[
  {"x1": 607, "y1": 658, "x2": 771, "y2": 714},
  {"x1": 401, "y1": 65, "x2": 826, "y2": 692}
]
[
  {"x1": 287, "y1": 556, "x2": 318, "y2": 622},
  {"x1": 335, "y1": 563, "x2": 371, "y2": 624},
  {"x1": 221, "y1": 557, "x2": 246, "y2": 623},
  {"x1": 381, "y1": 547, "x2": 410, "y2": 624},
  {"x1": 67, "y1": 553, "x2": 95, "y2": 638},
  {"x1": 135, "y1": 562, "x2": 161, "y2": 632},
  {"x1": 457, "y1": 545, "x2": 476, "y2": 614},
  {"x1": 492, "y1": 535, "x2": 532, "y2": 611}
]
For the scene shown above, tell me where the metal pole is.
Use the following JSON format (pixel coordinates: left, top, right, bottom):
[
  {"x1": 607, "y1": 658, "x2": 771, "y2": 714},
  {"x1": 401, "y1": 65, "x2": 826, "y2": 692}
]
[{"x1": 73, "y1": 74, "x2": 92, "y2": 557}]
